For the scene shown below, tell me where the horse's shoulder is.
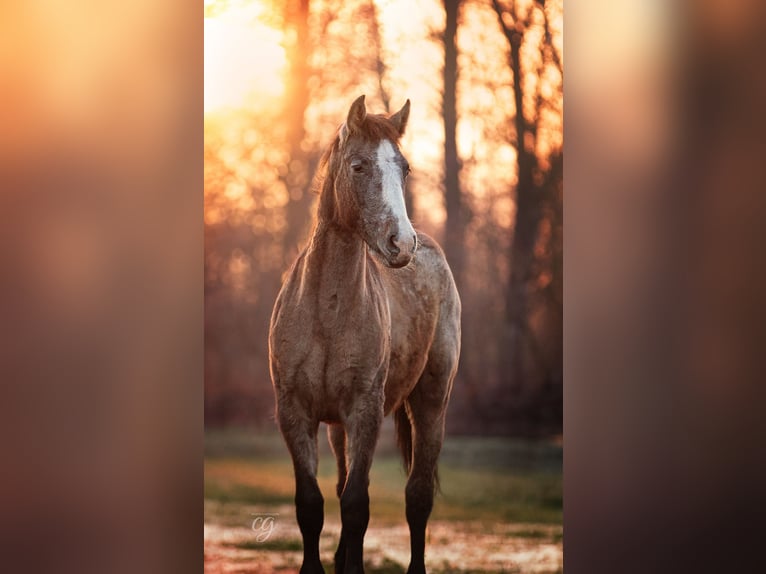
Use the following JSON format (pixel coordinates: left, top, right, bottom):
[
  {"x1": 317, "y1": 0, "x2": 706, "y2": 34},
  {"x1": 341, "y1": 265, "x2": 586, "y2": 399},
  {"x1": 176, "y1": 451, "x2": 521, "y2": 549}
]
[
  {"x1": 415, "y1": 231, "x2": 439, "y2": 250},
  {"x1": 413, "y1": 232, "x2": 446, "y2": 262},
  {"x1": 413, "y1": 233, "x2": 452, "y2": 275}
]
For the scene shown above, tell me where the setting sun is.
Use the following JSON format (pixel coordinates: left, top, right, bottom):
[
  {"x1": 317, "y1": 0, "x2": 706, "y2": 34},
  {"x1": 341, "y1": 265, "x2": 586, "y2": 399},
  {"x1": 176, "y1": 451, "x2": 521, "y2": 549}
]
[{"x1": 204, "y1": 2, "x2": 286, "y2": 113}]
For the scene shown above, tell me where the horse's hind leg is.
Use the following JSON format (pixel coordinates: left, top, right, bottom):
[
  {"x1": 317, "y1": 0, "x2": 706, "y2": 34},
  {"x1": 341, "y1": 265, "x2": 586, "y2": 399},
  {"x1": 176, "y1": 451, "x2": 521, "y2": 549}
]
[
  {"x1": 327, "y1": 423, "x2": 349, "y2": 573},
  {"x1": 404, "y1": 367, "x2": 455, "y2": 574},
  {"x1": 328, "y1": 423, "x2": 348, "y2": 498},
  {"x1": 278, "y1": 408, "x2": 324, "y2": 574}
]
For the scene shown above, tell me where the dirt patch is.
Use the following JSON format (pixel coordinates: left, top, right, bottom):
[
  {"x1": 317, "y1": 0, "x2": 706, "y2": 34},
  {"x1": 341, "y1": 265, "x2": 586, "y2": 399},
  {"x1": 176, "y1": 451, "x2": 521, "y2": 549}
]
[{"x1": 204, "y1": 512, "x2": 562, "y2": 574}]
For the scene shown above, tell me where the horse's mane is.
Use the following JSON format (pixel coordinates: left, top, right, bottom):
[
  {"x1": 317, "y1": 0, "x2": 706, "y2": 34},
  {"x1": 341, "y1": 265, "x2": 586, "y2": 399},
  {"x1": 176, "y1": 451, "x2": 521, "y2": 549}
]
[
  {"x1": 309, "y1": 135, "x2": 338, "y2": 198},
  {"x1": 311, "y1": 114, "x2": 401, "y2": 226}
]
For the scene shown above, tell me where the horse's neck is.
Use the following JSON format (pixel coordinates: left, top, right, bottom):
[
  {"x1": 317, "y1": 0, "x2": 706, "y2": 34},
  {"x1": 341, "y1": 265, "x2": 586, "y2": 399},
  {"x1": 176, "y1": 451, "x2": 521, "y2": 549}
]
[{"x1": 304, "y1": 223, "x2": 370, "y2": 295}]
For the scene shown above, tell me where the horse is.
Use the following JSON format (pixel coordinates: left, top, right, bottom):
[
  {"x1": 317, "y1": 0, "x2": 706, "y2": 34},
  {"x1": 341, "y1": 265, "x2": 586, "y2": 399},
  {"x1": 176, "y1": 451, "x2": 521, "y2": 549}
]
[{"x1": 268, "y1": 95, "x2": 461, "y2": 574}]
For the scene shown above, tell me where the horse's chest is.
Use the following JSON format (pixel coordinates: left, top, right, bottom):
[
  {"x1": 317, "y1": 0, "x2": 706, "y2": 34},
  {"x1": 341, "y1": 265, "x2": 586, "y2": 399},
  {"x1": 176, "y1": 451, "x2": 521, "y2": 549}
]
[{"x1": 318, "y1": 298, "x2": 390, "y2": 369}]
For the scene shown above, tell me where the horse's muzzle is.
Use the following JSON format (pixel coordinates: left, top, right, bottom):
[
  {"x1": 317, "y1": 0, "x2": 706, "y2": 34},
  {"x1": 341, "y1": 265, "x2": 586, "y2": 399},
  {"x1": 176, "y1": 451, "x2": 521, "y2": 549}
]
[{"x1": 383, "y1": 231, "x2": 417, "y2": 268}]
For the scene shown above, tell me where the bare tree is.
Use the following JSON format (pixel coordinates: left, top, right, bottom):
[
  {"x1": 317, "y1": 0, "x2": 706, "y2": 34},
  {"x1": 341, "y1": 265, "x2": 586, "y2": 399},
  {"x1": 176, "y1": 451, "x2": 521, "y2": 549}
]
[
  {"x1": 490, "y1": 0, "x2": 563, "y2": 400},
  {"x1": 442, "y1": 0, "x2": 465, "y2": 289},
  {"x1": 280, "y1": 0, "x2": 313, "y2": 263}
]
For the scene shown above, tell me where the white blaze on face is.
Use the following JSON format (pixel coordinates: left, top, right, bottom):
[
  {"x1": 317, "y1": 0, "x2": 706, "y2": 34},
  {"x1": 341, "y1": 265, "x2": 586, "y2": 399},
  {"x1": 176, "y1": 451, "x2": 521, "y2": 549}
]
[{"x1": 375, "y1": 140, "x2": 415, "y2": 238}]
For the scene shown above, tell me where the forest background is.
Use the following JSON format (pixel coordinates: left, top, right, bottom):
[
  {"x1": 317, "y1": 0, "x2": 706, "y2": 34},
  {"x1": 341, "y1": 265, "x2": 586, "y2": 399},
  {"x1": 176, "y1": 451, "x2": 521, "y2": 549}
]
[{"x1": 204, "y1": 0, "x2": 563, "y2": 437}]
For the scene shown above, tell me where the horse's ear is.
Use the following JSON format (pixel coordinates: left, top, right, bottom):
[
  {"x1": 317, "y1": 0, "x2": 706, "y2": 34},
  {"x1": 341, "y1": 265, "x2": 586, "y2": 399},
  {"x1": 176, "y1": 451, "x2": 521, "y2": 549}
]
[
  {"x1": 389, "y1": 99, "x2": 410, "y2": 137},
  {"x1": 346, "y1": 94, "x2": 367, "y2": 134}
]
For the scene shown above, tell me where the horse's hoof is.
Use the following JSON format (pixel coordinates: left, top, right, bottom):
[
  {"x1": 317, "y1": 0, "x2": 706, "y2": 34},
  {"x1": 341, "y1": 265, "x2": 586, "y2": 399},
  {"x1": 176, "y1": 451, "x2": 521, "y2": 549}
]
[{"x1": 299, "y1": 561, "x2": 324, "y2": 574}]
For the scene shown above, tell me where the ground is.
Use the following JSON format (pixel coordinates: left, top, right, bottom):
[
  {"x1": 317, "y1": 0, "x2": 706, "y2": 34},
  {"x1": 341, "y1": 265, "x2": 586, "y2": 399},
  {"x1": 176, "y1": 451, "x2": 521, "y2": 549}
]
[{"x1": 204, "y1": 427, "x2": 563, "y2": 574}]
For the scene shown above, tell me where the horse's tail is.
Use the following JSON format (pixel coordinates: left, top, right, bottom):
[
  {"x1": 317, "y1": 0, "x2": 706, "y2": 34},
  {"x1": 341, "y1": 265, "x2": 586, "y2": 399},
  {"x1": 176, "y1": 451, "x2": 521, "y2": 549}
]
[{"x1": 394, "y1": 405, "x2": 413, "y2": 476}]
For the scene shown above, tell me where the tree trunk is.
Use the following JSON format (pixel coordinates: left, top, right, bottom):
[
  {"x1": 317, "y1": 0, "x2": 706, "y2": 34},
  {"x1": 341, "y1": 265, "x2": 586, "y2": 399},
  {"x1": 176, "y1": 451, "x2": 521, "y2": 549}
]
[
  {"x1": 442, "y1": 0, "x2": 464, "y2": 289},
  {"x1": 490, "y1": 0, "x2": 545, "y2": 392},
  {"x1": 281, "y1": 0, "x2": 313, "y2": 262}
]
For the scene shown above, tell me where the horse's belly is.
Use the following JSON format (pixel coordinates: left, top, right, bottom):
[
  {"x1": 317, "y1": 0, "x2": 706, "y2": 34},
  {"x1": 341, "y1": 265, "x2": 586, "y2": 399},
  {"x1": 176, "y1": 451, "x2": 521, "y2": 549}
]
[{"x1": 383, "y1": 347, "x2": 429, "y2": 414}]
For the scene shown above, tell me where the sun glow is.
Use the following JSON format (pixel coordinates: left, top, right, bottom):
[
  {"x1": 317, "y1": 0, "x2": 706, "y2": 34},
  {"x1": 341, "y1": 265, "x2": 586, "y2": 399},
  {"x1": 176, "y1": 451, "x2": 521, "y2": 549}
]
[
  {"x1": 204, "y1": 0, "x2": 562, "y2": 235},
  {"x1": 204, "y1": 2, "x2": 286, "y2": 113}
]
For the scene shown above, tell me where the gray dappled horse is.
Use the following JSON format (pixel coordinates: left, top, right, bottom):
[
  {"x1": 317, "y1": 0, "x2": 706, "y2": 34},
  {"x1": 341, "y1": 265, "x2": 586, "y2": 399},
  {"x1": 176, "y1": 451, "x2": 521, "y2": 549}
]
[{"x1": 269, "y1": 95, "x2": 461, "y2": 574}]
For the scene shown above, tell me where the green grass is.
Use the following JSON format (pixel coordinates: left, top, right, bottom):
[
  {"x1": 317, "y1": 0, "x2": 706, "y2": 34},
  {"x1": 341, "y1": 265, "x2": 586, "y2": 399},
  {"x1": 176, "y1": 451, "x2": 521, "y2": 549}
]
[
  {"x1": 363, "y1": 557, "x2": 407, "y2": 574},
  {"x1": 434, "y1": 464, "x2": 562, "y2": 524},
  {"x1": 509, "y1": 528, "x2": 549, "y2": 539},
  {"x1": 227, "y1": 538, "x2": 304, "y2": 552},
  {"x1": 205, "y1": 477, "x2": 293, "y2": 505},
  {"x1": 205, "y1": 428, "x2": 562, "y2": 526}
]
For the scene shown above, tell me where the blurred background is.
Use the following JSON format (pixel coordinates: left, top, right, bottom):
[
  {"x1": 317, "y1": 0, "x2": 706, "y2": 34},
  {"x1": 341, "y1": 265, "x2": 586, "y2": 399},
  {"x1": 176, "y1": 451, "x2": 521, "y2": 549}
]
[
  {"x1": 3, "y1": 0, "x2": 766, "y2": 572},
  {"x1": 203, "y1": 0, "x2": 563, "y2": 437}
]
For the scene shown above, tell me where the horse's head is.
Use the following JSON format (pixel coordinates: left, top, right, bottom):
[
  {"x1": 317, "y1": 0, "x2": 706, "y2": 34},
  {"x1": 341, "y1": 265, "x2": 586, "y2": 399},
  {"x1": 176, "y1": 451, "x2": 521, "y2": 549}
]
[{"x1": 331, "y1": 95, "x2": 417, "y2": 269}]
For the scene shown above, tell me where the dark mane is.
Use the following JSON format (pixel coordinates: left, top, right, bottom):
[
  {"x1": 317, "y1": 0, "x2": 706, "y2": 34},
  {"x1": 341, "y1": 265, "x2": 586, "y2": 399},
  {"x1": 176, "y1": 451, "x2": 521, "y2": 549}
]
[{"x1": 312, "y1": 113, "x2": 401, "y2": 226}]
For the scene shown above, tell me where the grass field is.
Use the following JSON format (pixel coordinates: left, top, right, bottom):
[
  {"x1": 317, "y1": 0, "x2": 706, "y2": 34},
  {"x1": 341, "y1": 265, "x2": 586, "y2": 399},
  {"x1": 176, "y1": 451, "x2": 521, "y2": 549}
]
[{"x1": 204, "y1": 426, "x2": 562, "y2": 574}]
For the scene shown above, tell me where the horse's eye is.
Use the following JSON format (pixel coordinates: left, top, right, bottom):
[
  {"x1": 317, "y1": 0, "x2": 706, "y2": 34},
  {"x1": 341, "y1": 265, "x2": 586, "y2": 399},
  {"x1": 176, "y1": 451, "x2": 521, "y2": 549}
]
[
  {"x1": 403, "y1": 163, "x2": 411, "y2": 177},
  {"x1": 350, "y1": 159, "x2": 366, "y2": 174}
]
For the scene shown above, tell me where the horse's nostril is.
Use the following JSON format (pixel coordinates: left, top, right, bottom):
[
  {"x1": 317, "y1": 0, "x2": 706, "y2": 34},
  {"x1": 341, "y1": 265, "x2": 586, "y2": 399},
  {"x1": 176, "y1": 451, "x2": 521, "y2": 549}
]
[{"x1": 388, "y1": 234, "x2": 400, "y2": 255}]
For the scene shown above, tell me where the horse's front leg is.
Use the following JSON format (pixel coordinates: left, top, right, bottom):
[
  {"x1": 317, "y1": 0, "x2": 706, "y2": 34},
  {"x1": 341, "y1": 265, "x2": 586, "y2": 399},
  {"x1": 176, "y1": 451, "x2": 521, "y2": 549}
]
[
  {"x1": 338, "y1": 396, "x2": 383, "y2": 574},
  {"x1": 277, "y1": 406, "x2": 324, "y2": 574}
]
